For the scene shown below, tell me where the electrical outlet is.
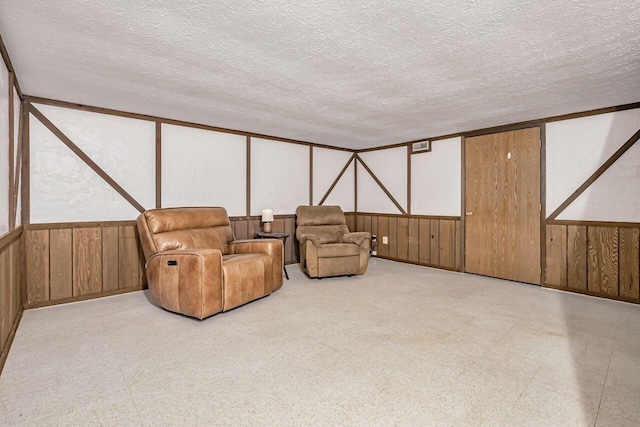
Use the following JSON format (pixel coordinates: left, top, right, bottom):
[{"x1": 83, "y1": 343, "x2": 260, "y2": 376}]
[
  {"x1": 382, "y1": 236, "x2": 388, "y2": 244},
  {"x1": 371, "y1": 250, "x2": 377, "y2": 256}
]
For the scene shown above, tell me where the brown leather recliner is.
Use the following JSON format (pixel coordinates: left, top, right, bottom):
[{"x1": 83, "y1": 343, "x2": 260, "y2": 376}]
[
  {"x1": 137, "y1": 207, "x2": 283, "y2": 319},
  {"x1": 296, "y1": 205, "x2": 370, "y2": 278}
]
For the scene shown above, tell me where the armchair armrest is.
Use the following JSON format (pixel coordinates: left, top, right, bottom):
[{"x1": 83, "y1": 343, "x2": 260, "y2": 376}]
[
  {"x1": 145, "y1": 249, "x2": 223, "y2": 319},
  {"x1": 229, "y1": 239, "x2": 284, "y2": 292},
  {"x1": 298, "y1": 234, "x2": 322, "y2": 248},
  {"x1": 341, "y1": 232, "x2": 371, "y2": 246}
]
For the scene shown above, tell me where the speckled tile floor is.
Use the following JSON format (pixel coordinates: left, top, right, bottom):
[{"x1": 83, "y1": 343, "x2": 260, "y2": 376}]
[{"x1": 1, "y1": 258, "x2": 640, "y2": 426}]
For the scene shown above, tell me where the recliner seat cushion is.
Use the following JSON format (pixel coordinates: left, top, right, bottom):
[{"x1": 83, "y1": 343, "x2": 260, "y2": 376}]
[{"x1": 317, "y1": 243, "x2": 360, "y2": 258}]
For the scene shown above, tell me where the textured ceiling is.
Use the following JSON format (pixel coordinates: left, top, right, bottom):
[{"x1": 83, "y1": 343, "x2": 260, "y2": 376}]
[{"x1": 1, "y1": 0, "x2": 640, "y2": 149}]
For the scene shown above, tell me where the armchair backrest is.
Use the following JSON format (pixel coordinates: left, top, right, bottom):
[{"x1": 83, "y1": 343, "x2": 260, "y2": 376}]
[
  {"x1": 296, "y1": 205, "x2": 349, "y2": 244},
  {"x1": 137, "y1": 207, "x2": 234, "y2": 260}
]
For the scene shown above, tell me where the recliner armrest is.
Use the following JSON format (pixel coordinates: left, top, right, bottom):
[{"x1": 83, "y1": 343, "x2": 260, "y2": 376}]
[
  {"x1": 341, "y1": 232, "x2": 371, "y2": 246},
  {"x1": 145, "y1": 248, "x2": 224, "y2": 319},
  {"x1": 230, "y1": 239, "x2": 284, "y2": 292},
  {"x1": 298, "y1": 234, "x2": 323, "y2": 248},
  {"x1": 230, "y1": 239, "x2": 283, "y2": 261}
]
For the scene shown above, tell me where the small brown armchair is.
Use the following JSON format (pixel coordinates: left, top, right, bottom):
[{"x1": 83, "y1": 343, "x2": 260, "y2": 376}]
[
  {"x1": 137, "y1": 207, "x2": 283, "y2": 319},
  {"x1": 296, "y1": 205, "x2": 371, "y2": 278}
]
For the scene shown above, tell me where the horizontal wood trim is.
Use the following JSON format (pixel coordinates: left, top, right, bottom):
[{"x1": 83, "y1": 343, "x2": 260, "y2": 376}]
[
  {"x1": 230, "y1": 214, "x2": 298, "y2": 221},
  {"x1": 24, "y1": 287, "x2": 144, "y2": 310},
  {"x1": 359, "y1": 102, "x2": 640, "y2": 153},
  {"x1": 0, "y1": 227, "x2": 23, "y2": 250},
  {"x1": 374, "y1": 255, "x2": 462, "y2": 273},
  {"x1": 356, "y1": 212, "x2": 461, "y2": 220},
  {"x1": 547, "y1": 219, "x2": 640, "y2": 228},
  {"x1": 26, "y1": 221, "x2": 137, "y2": 230},
  {"x1": 0, "y1": 308, "x2": 23, "y2": 375},
  {"x1": 25, "y1": 96, "x2": 354, "y2": 152},
  {"x1": 543, "y1": 284, "x2": 639, "y2": 305}
]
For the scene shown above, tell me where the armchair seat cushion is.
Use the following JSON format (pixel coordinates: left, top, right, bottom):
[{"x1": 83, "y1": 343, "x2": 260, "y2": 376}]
[{"x1": 317, "y1": 243, "x2": 360, "y2": 258}]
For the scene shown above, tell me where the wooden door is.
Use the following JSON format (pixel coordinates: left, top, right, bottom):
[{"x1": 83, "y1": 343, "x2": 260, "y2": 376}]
[{"x1": 465, "y1": 127, "x2": 541, "y2": 284}]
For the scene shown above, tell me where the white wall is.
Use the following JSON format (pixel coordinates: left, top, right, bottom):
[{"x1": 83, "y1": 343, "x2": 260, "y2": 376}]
[
  {"x1": 547, "y1": 108, "x2": 640, "y2": 221},
  {"x1": 30, "y1": 104, "x2": 155, "y2": 223},
  {"x1": 251, "y1": 138, "x2": 310, "y2": 215},
  {"x1": 313, "y1": 147, "x2": 354, "y2": 211},
  {"x1": 357, "y1": 146, "x2": 407, "y2": 213},
  {"x1": 0, "y1": 65, "x2": 9, "y2": 236},
  {"x1": 162, "y1": 124, "x2": 246, "y2": 216},
  {"x1": 411, "y1": 137, "x2": 461, "y2": 216}
]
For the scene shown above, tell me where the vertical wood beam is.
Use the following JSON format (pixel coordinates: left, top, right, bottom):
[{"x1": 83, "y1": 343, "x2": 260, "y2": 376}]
[
  {"x1": 354, "y1": 156, "x2": 358, "y2": 213},
  {"x1": 540, "y1": 123, "x2": 547, "y2": 286},
  {"x1": 460, "y1": 136, "x2": 466, "y2": 272},
  {"x1": 246, "y1": 136, "x2": 251, "y2": 217},
  {"x1": 8, "y1": 72, "x2": 14, "y2": 230},
  {"x1": 21, "y1": 102, "x2": 30, "y2": 225},
  {"x1": 155, "y1": 122, "x2": 161, "y2": 209},
  {"x1": 407, "y1": 143, "x2": 411, "y2": 214},
  {"x1": 309, "y1": 146, "x2": 313, "y2": 205}
]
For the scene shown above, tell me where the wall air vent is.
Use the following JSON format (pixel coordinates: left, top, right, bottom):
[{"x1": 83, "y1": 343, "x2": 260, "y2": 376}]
[{"x1": 411, "y1": 140, "x2": 431, "y2": 153}]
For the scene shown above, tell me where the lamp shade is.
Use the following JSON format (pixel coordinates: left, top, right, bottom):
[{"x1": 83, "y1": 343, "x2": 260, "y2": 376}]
[{"x1": 261, "y1": 209, "x2": 274, "y2": 222}]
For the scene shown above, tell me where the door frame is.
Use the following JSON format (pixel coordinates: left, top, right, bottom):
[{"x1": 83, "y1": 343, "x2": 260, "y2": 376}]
[{"x1": 461, "y1": 121, "x2": 546, "y2": 286}]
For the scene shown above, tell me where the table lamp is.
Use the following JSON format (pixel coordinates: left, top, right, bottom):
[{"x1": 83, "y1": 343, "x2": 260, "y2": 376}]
[{"x1": 261, "y1": 208, "x2": 274, "y2": 233}]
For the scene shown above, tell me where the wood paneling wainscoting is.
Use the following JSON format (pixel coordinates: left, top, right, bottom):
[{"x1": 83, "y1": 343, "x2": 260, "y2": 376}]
[
  {"x1": 0, "y1": 229, "x2": 24, "y2": 372},
  {"x1": 23, "y1": 214, "x2": 313, "y2": 308},
  {"x1": 24, "y1": 222, "x2": 147, "y2": 308},
  {"x1": 545, "y1": 221, "x2": 640, "y2": 303},
  {"x1": 354, "y1": 213, "x2": 462, "y2": 272}
]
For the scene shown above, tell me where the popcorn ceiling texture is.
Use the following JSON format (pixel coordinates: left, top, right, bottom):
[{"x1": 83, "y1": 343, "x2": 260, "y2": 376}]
[{"x1": 1, "y1": 0, "x2": 640, "y2": 149}]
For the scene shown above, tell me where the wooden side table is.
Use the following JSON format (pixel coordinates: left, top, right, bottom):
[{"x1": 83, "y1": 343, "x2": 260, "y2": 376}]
[{"x1": 255, "y1": 231, "x2": 290, "y2": 280}]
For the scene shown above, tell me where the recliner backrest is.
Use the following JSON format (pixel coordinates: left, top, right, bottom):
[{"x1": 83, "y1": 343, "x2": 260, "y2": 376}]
[
  {"x1": 296, "y1": 205, "x2": 349, "y2": 244},
  {"x1": 137, "y1": 207, "x2": 234, "y2": 259}
]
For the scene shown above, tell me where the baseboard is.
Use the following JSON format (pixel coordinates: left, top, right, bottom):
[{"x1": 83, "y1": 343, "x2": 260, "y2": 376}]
[
  {"x1": 24, "y1": 287, "x2": 145, "y2": 310},
  {"x1": 373, "y1": 255, "x2": 462, "y2": 273},
  {"x1": 0, "y1": 307, "x2": 23, "y2": 376},
  {"x1": 543, "y1": 284, "x2": 639, "y2": 305}
]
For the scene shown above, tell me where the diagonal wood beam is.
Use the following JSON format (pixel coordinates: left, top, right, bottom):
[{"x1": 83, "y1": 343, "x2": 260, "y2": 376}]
[
  {"x1": 30, "y1": 105, "x2": 146, "y2": 213},
  {"x1": 319, "y1": 154, "x2": 355, "y2": 205},
  {"x1": 548, "y1": 127, "x2": 640, "y2": 220},
  {"x1": 10, "y1": 102, "x2": 25, "y2": 229},
  {"x1": 356, "y1": 154, "x2": 407, "y2": 215}
]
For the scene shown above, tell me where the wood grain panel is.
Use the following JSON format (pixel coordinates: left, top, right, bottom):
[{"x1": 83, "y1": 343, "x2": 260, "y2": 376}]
[
  {"x1": 285, "y1": 217, "x2": 296, "y2": 264},
  {"x1": 378, "y1": 216, "x2": 389, "y2": 258},
  {"x1": 588, "y1": 227, "x2": 619, "y2": 297},
  {"x1": 119, "y1": 226, "x2": 140, "y2": 290},
  {"x1": 619, "y1": 228, "x2": 639, "y2": 300},
  {"x1": 25, "y1": 230, "x2": 49, "y2": 303},
  {"x1": 72, "y1": 228, "x2": 102, "y2": 296},
  {"x1": 363, "y1": 215, "x2": 372, "y2": 236},
  {"x1": 0, "y1": 234, "x2": 23, "y2": 374},
  {"x1": 430, "y1": 219, "x2": 439, "y2": 266},
  {"x1": 418, "y1": 218, "x2": 431, "y2": 264},
  {"x1": 49, "y1": 229, "x2": 72, "y2": 299},
  {"x1": 388, "y1": 217, "x2": 398, "y2": 258},
  {"x1": 408, "y1": 218, "x2": 419, "y2": 262},
  {"x1": 356, "y1": 215, "x2": 364, "y2": 233},
  {"x1": 455, "y1": 221, "x2": 461, "y2": 271},
  {"x1": 567, "y1": 225, "x2": 587, "y2": 291},
  {"x1": 101, "y1": 227, "x2": 119, "y2": 292},
  {"x1": 439, "y1": 220, "x2": 455, "y2": 269},
  {"x1": 397, "y1": 217, "x2": 409, "y2": 260},
  {"x1": 545, "y1": 225, "x2": 567, "y2": 287}
]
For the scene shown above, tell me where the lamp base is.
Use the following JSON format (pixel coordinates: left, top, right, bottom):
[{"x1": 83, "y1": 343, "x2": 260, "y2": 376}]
[{"x1": 263, "y1": 222, "x2": 272, "y2": 233}]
